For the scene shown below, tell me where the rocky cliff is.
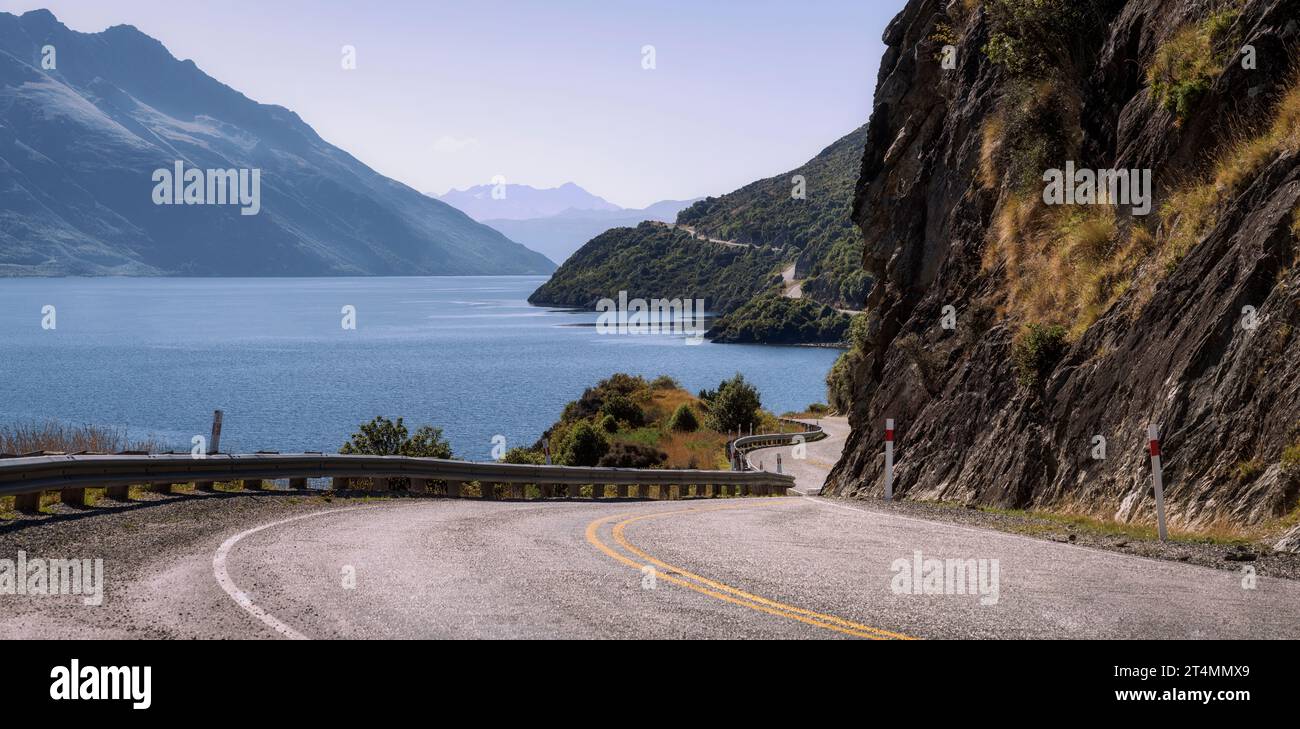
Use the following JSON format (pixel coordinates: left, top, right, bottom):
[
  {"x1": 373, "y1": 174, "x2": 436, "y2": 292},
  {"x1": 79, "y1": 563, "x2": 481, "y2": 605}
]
[{"x1": 826, "y1": 0, "x2": 1300, "y2": 548}]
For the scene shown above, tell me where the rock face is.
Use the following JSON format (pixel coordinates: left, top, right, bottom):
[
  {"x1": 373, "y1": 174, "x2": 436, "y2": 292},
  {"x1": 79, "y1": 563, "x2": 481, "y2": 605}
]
[{"x1": 827, "y1": 0, "x2": 1300, "y2": 541}]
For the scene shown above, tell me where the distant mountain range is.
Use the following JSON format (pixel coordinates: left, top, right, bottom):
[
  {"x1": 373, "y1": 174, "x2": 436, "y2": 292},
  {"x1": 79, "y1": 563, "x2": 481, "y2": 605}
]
[
  {"x1": 0, "y1": 9, "x2": 554, "y2": 276},
  {"x1": 434, "y1": 183, "x2": 699, "y2": 264},
  {"x1": 435, "y1": 182, "x2": 620, "y2": 221}
]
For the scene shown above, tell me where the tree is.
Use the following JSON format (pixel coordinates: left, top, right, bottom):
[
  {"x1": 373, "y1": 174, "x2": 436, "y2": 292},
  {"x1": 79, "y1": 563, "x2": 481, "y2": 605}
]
[
  {"x1": 703, "y1": 373, "x2": 762, "y2": 432},
  {"x1": 558, "y1": 420, "x2": 609, "y2": 466}
]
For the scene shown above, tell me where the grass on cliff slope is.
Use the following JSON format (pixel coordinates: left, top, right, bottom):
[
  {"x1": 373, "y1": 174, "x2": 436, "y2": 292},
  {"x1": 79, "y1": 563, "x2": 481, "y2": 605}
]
[
  {"x1": 1156, "y1": 75, "x2": 1300, "y2": 274},
  {"x1": 1146, "y1": 4, "x2": 1241, "y2": 121},
  {"x1": 984, "y1": 73, "x2": 1300, "y2": 334}
]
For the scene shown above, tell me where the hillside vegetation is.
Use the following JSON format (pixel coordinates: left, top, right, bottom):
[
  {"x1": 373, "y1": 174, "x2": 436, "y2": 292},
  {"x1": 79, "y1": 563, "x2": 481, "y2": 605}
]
[
  {"x1": 530, "y1": 125, "x2": 871, "y2": 345},
  {"x1": 516, "y1": 373, "x2": 781, "y2": 470},
  {"x1": 527, "y1": 223, "x2": 786, "y2": 313}
]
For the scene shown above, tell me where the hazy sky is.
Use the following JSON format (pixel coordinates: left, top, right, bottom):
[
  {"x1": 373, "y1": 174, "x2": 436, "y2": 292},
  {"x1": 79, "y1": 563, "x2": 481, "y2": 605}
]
[{"x1": 10, "y1": 1, "x2": 900, "y2": 208}]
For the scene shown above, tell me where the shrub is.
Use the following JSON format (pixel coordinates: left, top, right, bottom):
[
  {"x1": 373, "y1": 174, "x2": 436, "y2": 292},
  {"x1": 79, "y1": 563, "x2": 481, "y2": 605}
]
[
  {"x1": 339, "y1": 416, "x2": 452, "y2": 458},
  {"x1": 1012, "y1": 324, "x2": 1069, "y2": 388},
  {"x1": 981, "y1": 0, "x2": 1091, "y2": 77},
  {"x1": 649, "y1": 375, "x2": 680, "y2": 390},
  {"x1": 702, "y1": 373, "x2": 763, "y2": 432},
  {"x1": 1281, "y1": 443, "x2": 1300, "y2": 472},
  {"x1": 503, "y1": 447, "x2": 545, "y2": 465},
  {"x1": 600, "y1": 394, "x2": 645, "y2": 427},
  {"x1": 806, "y1": 403, "x2": 829, "y2": 415},
  {"x1": 599, "y1": 414, "x2": 619, "y2": 433},
  {"x1": 1232, "y1": 459, "x2": 1264, "y2": 482},
  {"x1": 668, "y1": 403, "x2": 700, "y2": 432},
  {"x1": 557, "y1": 421, "x2": 609, "y2": 466},
  {"x1": 1147, "y1": 8, "x2": 1239, "y2": 120},
  {"x1": 597, "y1": 442, "x2": 667, "y2": 468}
]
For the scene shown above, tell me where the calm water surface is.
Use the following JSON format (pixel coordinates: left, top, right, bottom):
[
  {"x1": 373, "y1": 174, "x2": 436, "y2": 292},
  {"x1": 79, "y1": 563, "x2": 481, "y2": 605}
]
[{"x1": 0, "y1": 277, "x2": 840, "y2": 459}]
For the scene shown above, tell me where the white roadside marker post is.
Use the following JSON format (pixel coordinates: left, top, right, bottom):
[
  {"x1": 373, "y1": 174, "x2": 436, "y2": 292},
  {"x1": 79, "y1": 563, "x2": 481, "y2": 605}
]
[
  {"x1": 776, "y1": 453, "x2": 783, "y2": 474},
  {"x1": 884, "y1": 419, "x2": 895, "y2": 500},
  {"x1": 1148, "y1": 425, "x2": 1168, "y2": 541}
]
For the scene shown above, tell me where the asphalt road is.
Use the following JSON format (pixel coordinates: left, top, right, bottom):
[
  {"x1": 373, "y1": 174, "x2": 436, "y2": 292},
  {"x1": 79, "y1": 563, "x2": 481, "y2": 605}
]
[
  {"x1": 1, "y1": 418, "x2": 1295, "y2": 639},
  {"x1": 2, "y1": 488, "x2": 1297, "y2": 639}
]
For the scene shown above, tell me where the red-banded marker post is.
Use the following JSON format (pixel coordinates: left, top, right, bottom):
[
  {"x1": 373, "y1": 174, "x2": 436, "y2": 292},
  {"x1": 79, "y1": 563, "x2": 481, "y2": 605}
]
[
  {"x1": 884, "y1": 418, "x2": 895, "y2": 500},
  {"x1": 1148, "y1": 425, "x2": 1168, "y2": 541}
]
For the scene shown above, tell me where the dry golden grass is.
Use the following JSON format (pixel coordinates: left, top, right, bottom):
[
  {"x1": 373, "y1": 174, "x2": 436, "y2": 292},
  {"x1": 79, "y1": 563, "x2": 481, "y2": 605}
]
[
  {"x1": 985, "y1": 74, "x2": 1300, "y2": 334},
  {"x1": 1150, "y1": 74, "x2": 1300, "y2": 291},
  {"x1": 978, "y1": 113, "x2": 1004, "y2": 190},
  {"x1": 0, "y1": 421, "x2": 163, "y2": 455},
  {"x1": 984, "y1": 194, "x2": 1145, "y2": 334}
]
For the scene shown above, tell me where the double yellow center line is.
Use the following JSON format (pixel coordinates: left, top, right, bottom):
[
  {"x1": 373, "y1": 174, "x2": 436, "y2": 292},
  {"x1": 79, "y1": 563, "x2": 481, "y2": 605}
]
[{"x1": 585, "y1": 503, "x2": 915, "y2": 640}]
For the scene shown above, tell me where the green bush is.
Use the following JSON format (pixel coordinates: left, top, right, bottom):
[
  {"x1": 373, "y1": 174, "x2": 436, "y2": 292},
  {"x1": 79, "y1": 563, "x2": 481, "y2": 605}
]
[
  {"x1": 503, "y1": 447, "x2": 545, "y2": 465},
  {"x1": 668, "y1": 403, "x2": 700, "y2": 432},
  {"x1": 597, "y1": 442, "x2": 667, "y2": 468},
  {"x1": 340, "y1": 416, "x2": 452, "y2": 458},
  {"x1": 1147, "y1": 8, "x2": 1239, "y2": 120},
  {"x1": 981, "y1": 0, "x2": 1091, "y2": 76},
  {"x1": 1012, "y1": 324, "x2": 1069, "y2": 388},
  {"x1": 557, "y1": 421, "x2": 609, "y2": 466},
  {"x1": 599, "y1": 414, "x2": 619, "y2": 433},
  {"x1": 649, "y1": 375, "x2": 681, "y2": 390},
  {"x1": 600, "y1": 394, "x2": 645, "y2": 427},
  {"x1": 1280, "y1": 443, "x2": 1300, "y2": 472}
]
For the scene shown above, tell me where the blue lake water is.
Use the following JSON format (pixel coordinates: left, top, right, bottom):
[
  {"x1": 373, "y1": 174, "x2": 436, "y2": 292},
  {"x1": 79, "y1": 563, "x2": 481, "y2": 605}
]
[{"x1": 0, "y1": 277, "x2": 840, "y2": 459}]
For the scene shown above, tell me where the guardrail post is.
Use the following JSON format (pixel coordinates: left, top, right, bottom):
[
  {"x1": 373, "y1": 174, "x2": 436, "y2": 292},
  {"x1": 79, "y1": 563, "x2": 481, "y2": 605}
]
[
  {"x1": 105, "y1": 485, "x2": 131, "y2": 501},
  {"x1": 149, "y1": 482, "x2": 175, "y2": 494},
  {"x1": 480, "y1": 482, "x2": 496, "y2": 500},
  {"x1": 591, "y1": 484, "x2": 603, "y2": 500},
  {"x1": 242, "y1": 479, "x2": 264, "y2": 491},
  {"x1": 372, "y1": 477, "x2": 391, "y2": 492},
  {"x1": 509, "y1": 483, "x2": 525, "y2": 500},
  {"x1": 59, "y1": 487, "x2": 87, "y2": 507},
  {"x1": 289, "y1": 478, "x2": 308, "y2": 490},
  {"x1": 568, "y1": 484, "x2": 583, "y2": 499},
  {"x1": 13, "y1": 491, "x2": 41, "y2": 513},
  {"x1": 196, "y1": 481, "x2": 216, "y2": 492},
  {"x1": 331, "y1": 477, "x2": 350, "y2": 491},
  {"x1": 616, "y1": 484, "x2": 629, "y2": 499},
  {"x1": 446, "y1": 480, "x2": 463, "y2": 498},
  {"x1": 540, "y1": 483, "x2": 554, "y2": 498}
]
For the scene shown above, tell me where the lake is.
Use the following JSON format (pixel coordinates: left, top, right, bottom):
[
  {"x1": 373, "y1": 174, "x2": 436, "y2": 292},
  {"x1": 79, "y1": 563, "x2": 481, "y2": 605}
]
[{"x1": 0, "y1": 277, "x2": 841, "y2": 460}]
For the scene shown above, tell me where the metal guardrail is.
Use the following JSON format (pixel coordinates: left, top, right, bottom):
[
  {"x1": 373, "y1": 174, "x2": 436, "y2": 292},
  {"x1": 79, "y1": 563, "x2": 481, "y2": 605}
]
[
  {"x1": 731, "y1": 419, "x2": 827, "y2": 472},
  {"x1": 0, "y1": 452, "x2": 796, "y2": 512}
]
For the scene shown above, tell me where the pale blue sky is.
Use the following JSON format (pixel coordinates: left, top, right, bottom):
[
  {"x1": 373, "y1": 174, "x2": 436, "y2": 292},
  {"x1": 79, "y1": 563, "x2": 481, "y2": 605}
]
[{"x1": 11, "y1": 0, "x2": 901, "y2": 208}]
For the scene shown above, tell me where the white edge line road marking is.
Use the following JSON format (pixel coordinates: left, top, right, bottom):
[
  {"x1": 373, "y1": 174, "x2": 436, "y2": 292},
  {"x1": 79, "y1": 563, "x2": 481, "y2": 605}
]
[
  {"x1": 212, "y1": 505, "x2": 383, "y2": 640},
  {"x1": 796, "y1": 493, "x2": 1254, "y2": 579}
]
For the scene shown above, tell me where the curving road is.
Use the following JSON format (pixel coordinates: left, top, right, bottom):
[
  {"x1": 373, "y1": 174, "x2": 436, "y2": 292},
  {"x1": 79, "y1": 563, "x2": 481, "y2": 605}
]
[
  {"x1": 1, "y1": 491, "x2": 1296, "y2": 639},
  {"x1": 1, "y1": 418, "x2": 1295, "y2": 639}
]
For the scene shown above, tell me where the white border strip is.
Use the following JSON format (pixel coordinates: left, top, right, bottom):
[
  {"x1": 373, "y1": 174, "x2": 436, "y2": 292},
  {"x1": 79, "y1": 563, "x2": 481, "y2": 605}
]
[{"x1": 212, "y1": 506, "x2": 380, "y2": 640}]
